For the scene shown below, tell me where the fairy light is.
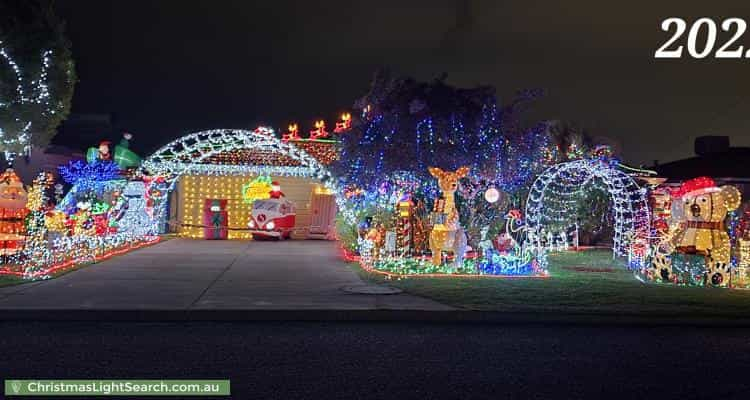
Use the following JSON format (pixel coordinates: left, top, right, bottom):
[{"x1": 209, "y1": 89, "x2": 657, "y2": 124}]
[
  {"x1": 645, "y1": 177, "x2": 743, "y2": 286},
  {"x1": 0, "y1": 41, "x2": 60, "y2": 160},
  {"x1": 142, "y1": 127, "x2": 354, "y2": 234},
  {"x1": 525, "y1": 159, "x2": 651, "y2": 265}
]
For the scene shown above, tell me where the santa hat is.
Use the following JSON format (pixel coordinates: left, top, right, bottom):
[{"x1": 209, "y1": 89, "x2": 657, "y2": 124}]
[{"x1": 672, "y1": 176, "x2": 716, "y2": 199}]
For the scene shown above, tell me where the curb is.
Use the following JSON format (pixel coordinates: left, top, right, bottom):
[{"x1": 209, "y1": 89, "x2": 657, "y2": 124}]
[{"x1": 1, "y1": 309, "x2": 750, "y2": 326}]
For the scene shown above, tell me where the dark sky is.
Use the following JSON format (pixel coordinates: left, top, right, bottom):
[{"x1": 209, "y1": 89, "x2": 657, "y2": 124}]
[{"x1": 54, "y1": 0, "x2": 750, "y2": 165}]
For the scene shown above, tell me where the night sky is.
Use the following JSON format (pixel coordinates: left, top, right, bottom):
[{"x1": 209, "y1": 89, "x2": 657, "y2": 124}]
[{"x1": 54, "y1": 0, "x2": 750, "y2": 165}]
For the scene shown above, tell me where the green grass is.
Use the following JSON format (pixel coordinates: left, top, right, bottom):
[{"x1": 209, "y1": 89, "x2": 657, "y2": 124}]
[
  {"x1": 354, "y1": 250, "x2": 750, "y2": 317},
  {"x1": 0, "y1": 275, "x2": 25, "y2": 288}
]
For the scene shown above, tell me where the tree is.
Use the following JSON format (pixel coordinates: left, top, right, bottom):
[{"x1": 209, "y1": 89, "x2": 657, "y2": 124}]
[
  {"x1": 334, "y1": 69, "x2": 551, "y2": 195},
  {"x1": 0, "y1": 0, "x2": 76, "y2": 162},
  {"x1": 332, "y1": 70, "x2": 555, "y2": 248}
]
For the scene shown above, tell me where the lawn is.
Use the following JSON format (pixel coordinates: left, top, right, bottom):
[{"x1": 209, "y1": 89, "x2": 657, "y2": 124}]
[
  {"x1": 0, "y1": 275, "x2": 25, "y2": 288},
  {"x1": 354, "y1": 250, "x2": 750, "y2": 317}
]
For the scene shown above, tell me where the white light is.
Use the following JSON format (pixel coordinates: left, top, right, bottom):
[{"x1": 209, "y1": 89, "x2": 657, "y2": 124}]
[
  {"x1": 0, "y1": 43, "x2": 62, "y2": 160},
  {"x1": 248, "y1": 220, "x2": 255, "y2": 228},
  {"x1": 139, "y1": 128, "x2": 354, "y2": 230},
  {"x1": 524, "y1": 159, "x2": 650, "y2": 264},
  {"x1": 484, "y1": 187, "x2": 500, "y2": 203},
  {"x1": 266, "y1": 221, "x2": 275, "y2": 230}
]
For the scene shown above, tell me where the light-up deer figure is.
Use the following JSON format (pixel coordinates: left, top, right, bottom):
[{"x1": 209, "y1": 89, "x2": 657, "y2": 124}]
[{"x1": 428, "y1": 166, "x2": 469, "y2": 268}]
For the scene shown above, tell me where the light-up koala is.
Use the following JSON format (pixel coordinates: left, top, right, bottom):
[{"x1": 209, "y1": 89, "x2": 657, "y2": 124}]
[{"x1": 651, "y1": 177, "x2": 742, "y2": 286}]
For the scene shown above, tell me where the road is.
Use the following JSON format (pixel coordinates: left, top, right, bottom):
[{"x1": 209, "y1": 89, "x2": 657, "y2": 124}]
[
  {"x1": 2, "y1": 321, "x2": 749, "y2": 399},
  {"x1": 0, "y1": 239, "x2": 450, "y2": 310}
]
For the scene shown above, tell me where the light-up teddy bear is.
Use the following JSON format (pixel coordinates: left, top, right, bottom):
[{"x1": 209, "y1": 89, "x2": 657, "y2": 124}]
[{"x1": 651, "y1": 177, "x2": 741, "y2": 286}]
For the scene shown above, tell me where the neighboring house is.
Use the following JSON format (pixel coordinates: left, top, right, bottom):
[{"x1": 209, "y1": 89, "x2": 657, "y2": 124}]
[
  {"x1": 53, "y1": 113, "x2": 118, "y2": 147},
  {"x1": 654, "y1": 136, "x2": 750, "y2": 192},
  {"x1": 653, "y1": 135, "x2": 750, "y2": 218}
]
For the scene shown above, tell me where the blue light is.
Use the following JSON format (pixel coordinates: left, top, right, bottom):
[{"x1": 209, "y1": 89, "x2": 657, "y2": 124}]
[{"x1": 58, "y1": 160, "x2": 121, "y2": 192}]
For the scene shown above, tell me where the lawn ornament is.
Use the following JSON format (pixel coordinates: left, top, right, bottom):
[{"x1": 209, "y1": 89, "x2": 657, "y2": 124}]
[
  {"x1": 248, "y1": 197, "x2": 296, "y2": 240},
  {"x1": 478, "y1": 209, "x2": 546, "y2": 275},
  {"x1": 428, "y1": 166, "x2": 469, "y2": 268},
  {"x1": 269, "y1": 181, "x2": 284, "y2": 199},
  {"x1": 478, "y1": 226, "x2": 494, "y2": 259},
  {"x1": 650, "y1": 177, "x2": 742, "y2": 286},
  {"x1": 0, "y1": 169, "x2": 29, "y2": 254},
  {"x1": 203, "y1": 199, "x2": 228, "y2": 240}
]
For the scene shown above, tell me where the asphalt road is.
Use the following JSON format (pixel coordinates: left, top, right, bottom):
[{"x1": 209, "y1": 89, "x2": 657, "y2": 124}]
[{"x1": 2, "y1": 321, "x2": 749, "y2": 399}]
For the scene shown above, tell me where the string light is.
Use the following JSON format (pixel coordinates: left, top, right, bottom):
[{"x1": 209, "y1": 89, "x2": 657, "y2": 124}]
[
  {"x1": 141, "y1": 127, "x2": 356, "y2": 239},
  {"x1": 644, "y1": 177, "x2": 742, "y2": 286},
  {"x1": 0, "y1": 41, "x2": 61, "y2": 161},
  {"x1": 525, "y1": 159, "x2": 650, "y2": 265}
]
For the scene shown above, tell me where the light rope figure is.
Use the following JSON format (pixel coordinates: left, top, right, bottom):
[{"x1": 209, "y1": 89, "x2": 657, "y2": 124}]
[
  {"x1": 477, "y1": 209, "x2": 548, "y2": 275},
  {"x1": 504, "y1": 209, "x2": 539, "y2": 265},
  {"x1": 503, "y1": 209, "x2": 526, "y2": 248},
  {"x1": 428, "y1": 166, "x2": 469, "y2": 269}
]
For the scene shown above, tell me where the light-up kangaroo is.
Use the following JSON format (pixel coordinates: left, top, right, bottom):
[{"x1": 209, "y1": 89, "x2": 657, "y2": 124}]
[{"x1": 428, "y1": 166, "x2": 469, "y2": 268}]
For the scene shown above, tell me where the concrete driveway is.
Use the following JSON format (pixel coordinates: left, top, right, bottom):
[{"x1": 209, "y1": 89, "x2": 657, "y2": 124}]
[{"x1": 0, "y1": 239, "x2": 452, "y2": 310}]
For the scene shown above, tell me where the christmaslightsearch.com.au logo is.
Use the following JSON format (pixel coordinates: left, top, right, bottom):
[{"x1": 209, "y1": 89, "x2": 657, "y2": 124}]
[{"x1": 4, "y1": 379, "x2": 230, "y2": 396}]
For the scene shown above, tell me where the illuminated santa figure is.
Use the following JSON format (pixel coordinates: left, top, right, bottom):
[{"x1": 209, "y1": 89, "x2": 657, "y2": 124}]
[
  {"x1": 269, "y1": 181, "x2": 285, "y2": 199},
  {"x1": 0, "y1": 169, "x2": 29, "y2": 254},
  {"x1": 98, "y1": 140, "x2": 112, "y2": 160}
]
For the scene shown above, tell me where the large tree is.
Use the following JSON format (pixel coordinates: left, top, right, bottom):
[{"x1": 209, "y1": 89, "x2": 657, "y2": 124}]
[
  {"x1": 0, "y1": 0, "x2": 76, "y2": 162},
  {"x1": 331, "y1": 70, "x2": 555, "y2": 248},
  {"x1": 332, "y1": 69, "x2": 552, "y2": 197}
]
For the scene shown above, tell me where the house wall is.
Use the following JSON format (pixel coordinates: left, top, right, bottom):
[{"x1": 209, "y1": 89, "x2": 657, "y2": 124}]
[{"x1": 174, "y1": 174, "x2": 322, "y2": 239}]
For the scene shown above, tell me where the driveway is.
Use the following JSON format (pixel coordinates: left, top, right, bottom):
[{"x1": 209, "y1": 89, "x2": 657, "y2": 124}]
[{"x1": 0, "y1": 239, "x2": 451, "y2": 310}]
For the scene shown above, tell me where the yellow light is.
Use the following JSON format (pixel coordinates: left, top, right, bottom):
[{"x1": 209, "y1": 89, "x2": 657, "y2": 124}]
[{"x1": 314, "y1": 185, "x2": 333, "y2": 195}]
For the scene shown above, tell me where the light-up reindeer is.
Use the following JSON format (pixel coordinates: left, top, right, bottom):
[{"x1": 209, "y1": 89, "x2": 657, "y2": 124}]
[{"x1": 428, "y1": 166, "x2": 469, "y2": 268}]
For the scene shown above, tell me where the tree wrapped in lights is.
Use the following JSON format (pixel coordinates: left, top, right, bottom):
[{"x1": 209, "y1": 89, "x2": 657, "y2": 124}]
[
  {"x1": 0, "y1": 0, "x2": 76, "y2": 162},
  {"x1": 332, "y1": 70, "x2": 556, "y2": 249}
]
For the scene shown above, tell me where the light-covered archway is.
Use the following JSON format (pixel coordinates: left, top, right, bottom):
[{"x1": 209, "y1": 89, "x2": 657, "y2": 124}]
[
  {"x1": 140, "y1": 127, "x2": 344, "y2": 233},
  {"x1": 524, "y1": 159, "x2": 650, "y2": 261}
]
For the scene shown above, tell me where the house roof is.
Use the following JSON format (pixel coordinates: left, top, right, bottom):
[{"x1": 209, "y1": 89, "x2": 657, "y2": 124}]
[
  {"x1": 654, "y1": 147, "x2": 750, "y2": 182},
  {"x1": 198, "y1": 140, "x2": 337, "y2": 167}
]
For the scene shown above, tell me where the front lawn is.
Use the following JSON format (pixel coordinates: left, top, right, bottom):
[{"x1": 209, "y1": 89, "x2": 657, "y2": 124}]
[
  {"x1": 354, "y1": 250, "x2": 750, "y2": 317},
  {"x1": 0, "y1": 275, "x2": 25, "y2": 288}
]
